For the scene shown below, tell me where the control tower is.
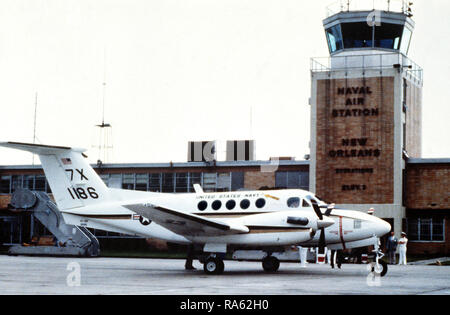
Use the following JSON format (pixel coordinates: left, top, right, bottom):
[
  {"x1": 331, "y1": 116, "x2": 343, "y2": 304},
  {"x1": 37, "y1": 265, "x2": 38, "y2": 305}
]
[{"x1": 309, "y1": 0, "x2": 423, "y2": 234}]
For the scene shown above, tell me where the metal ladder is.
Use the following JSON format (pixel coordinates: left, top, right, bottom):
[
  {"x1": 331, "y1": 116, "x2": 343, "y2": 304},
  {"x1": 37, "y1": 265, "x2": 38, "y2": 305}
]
[{"x1": 8, "y1": 189, "x2": 100, "y2": 257}]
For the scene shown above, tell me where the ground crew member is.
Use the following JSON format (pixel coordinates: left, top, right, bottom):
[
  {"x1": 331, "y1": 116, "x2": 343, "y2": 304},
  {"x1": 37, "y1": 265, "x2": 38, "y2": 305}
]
[
  {"x1": 398, "y1": 232, "x2": 408, "y2": 265},
  {"x1": 297, "y1": 246, "x2": 308, "y2": 268},
  {"x1": 185, "y1": 244, "x2": 196, "y2": 270}
]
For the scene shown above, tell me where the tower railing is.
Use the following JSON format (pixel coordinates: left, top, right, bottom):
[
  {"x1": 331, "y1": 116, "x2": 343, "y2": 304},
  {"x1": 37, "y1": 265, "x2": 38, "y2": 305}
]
[
  {"x1": 311, "y1": 52, "x2": 423, "y2": 84},
  {"x1": 326, "y1": 0, "x2": 412, "y2": 18}
]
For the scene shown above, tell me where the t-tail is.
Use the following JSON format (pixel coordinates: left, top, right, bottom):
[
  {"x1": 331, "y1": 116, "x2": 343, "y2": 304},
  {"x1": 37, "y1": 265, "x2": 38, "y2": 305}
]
[{"x1": 0, "y1": 142, "x2": 114, "y2": 211}]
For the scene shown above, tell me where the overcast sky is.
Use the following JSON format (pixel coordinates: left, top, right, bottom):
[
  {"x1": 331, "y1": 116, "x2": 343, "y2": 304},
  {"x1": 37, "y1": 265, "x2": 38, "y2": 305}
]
[{"x1": 0, "y1": 0, "x2": 449, "y2": 165}]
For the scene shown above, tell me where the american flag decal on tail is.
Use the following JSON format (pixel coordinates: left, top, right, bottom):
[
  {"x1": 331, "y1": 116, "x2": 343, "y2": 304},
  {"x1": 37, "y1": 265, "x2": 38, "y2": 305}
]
[{"x1": 61, "y1": 158, "x2": 72, "y2": 165}]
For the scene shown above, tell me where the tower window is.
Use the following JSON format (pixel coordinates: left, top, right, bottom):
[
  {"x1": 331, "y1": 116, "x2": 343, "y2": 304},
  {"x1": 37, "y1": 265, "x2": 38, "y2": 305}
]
[{"x1": 326, "y1": 24, "x2": 344, "y2": 53}]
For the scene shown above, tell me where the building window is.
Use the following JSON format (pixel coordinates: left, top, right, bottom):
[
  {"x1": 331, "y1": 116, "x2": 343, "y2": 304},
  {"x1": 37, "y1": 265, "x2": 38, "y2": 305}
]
[
  {"x1": 231, "y1": 172, "x2": 244, "y2": 191},
  {"x1": 149, "y1": 173, "x2": 161, "y2": 192},
  {"x1": 100, "y1": 174, "x2": 109, "y2": 186},
  {"x1": 122, "y1": 174, "x2": 135, "y2": 190},
  {"x1": 109, "y1": 174, "x2": 122, "y2": 189},
  {"x1": 276, "y1": 171, "x2": 309, "y2": 190},
  {"x1": 408, "y1": 218, "x2": 445, "y2": 242},
  {"x1": 175, "y1": 173, "x2": 188, "y2": 193},
  {"x1": 0, "y1": 176, "x2": 11, "y2": 194},
  {"x1": 45, "y1": 180, "x2": 52, "y2": 193},
  {"x1": 203, "y1": 173, "x2": 217, "y2": 192},
  {"x1": 11, "y1": 175, "x2": 23, "y2": 193},
  {"x1": 35, "y1": 176, "x2": 46, "y2": 191},
  {"x1": 161, "y1": 173, "x2": 174, "y2": 193},
  {"x1": 216, "y1": 173, "x2": 231, "y2": 192},
  {"x1": 23, "y1": 175, "x2": 34, "y2": 190},
  {"x1": 135, "y1": 174, "x2": 149, "y2": 191},
  {"x1": 189, "y1": 173, "x2": 202, "y2": 192}
]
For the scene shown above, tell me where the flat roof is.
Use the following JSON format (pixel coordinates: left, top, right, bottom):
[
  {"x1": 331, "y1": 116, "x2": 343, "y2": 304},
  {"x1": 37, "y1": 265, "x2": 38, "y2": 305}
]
[
  {"x1": 1, "y1": 158, "x2": 449, "y2": 171},
  {"x1": 0, "y1": 160, "x2": 310, "y2": 171},
  {"x1": 407, "y1": 158, "x2": 450, "y2": 165}
]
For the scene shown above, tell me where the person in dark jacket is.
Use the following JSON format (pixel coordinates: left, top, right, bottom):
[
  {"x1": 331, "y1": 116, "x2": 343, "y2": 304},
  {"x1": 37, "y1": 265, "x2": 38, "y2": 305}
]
[{"x1": 385, "y1": 231, "x2": 398, "y2": 264}]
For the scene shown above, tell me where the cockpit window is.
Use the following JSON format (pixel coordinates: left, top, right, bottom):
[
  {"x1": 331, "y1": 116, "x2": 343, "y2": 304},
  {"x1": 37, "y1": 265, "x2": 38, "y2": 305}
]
[
  {"x1": 287, "y1": 197, "x2": 300, "y2": 208},
  {"x1": 302, "y1": 199, "x2": 311, "y2": 208}
]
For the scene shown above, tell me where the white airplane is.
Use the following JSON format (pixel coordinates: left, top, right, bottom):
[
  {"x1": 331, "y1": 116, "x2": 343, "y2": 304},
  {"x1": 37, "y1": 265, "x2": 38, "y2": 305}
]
[{"x1": 0, "y1": 142, "x2": 391, "y2": 275}]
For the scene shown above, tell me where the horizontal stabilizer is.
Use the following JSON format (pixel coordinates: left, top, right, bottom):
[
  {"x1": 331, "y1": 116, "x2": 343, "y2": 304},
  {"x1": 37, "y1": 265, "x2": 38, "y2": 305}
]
[{"x1": 0, "y1": 142, "x2": 85, "y2": 155}]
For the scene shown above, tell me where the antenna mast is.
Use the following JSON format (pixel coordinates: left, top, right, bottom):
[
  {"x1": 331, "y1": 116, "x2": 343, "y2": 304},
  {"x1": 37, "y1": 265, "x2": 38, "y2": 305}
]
[
  {"x1": 32, "y1": 92, "x2": 38, "y2": 165},
  {"x1": 93, "y1": 48, "x2": 113, "y2": 164}
]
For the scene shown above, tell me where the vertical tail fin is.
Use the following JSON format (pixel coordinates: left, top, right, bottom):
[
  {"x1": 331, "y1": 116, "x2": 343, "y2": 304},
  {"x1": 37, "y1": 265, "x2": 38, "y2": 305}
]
[{"x1": 0, "y1": 142, "x2": 112, "y2": 211}]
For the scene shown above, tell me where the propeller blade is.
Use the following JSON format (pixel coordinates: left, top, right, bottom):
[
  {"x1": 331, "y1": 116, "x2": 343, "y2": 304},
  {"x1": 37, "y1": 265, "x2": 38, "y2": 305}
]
[
  {"x1": 310, "y1": 199, "x2": 323, "y2": 221},
  {"x1": 318, "y1": 228, "x2": 326, "y2": 254},
  {"x1": 324, "y1": 203, "x2": 335, "y2": 216}
]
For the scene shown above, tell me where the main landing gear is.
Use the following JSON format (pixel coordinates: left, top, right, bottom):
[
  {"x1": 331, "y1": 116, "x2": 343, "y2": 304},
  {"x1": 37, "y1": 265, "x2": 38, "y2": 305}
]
[
  {"x1": 201, "y1": 253, "x2": 281, "y2": 275},
  {"x1": 203, "y1": 255, "x2": 225, "y2": 275},
  {"x1": 262, "y1": 256, "x2": 280, "y2": 273}
]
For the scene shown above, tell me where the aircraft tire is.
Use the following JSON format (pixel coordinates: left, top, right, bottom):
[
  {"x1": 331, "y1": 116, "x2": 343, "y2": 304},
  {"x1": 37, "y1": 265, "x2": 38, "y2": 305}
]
[
  {"x1": 371, "y1": 260, "x2": 388, "y2": 277},
  {"x1": 262, "y1": 256, "x2": 280, "y2": 273},
  {"x1": 204, "y1": 257, "x2": 225, "y2": 275}
]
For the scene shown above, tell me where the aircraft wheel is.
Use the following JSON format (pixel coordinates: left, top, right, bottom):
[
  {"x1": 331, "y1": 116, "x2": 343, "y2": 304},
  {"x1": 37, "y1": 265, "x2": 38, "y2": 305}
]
[
  {"x1": 204, "y1": 257, "x2": 224, "y2": 275},
  {"x1": 262, "y1": 256, "x2": 280, "y2": 273},
  {"x1": 372, "y1": 260, "x2": 388, "y2": 277}
]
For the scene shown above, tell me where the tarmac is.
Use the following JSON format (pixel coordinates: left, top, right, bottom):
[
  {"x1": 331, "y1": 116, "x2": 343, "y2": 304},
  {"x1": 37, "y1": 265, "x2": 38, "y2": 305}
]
[{"x1": 0, "y1": 255, "x2": 449, "y2": 295}]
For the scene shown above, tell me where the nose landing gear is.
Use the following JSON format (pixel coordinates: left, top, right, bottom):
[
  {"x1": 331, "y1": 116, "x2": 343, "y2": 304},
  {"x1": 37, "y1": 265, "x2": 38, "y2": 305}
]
[{"x1": 370, "y1": 237, "x2": 388, "y2": 277}]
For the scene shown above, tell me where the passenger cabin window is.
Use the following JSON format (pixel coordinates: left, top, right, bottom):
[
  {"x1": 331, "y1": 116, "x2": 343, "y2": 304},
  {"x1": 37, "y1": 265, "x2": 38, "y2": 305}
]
[
  {"x1": 226, "y1": 200, "x2": 236, "y2": 210},
  {"x1": 240, "y1": 199, "x2": 250, "y2": 210},
  {"x1": 287, "y1": 197, "x2": 300, "y2": 208},
  {"x1": 255, "y1": 198, "x2": 266, "y2": 209},
  {"x1": 198, "y1": 201, "x2": 208, "y2": 211},
  {"x1": 212, "y1": 200, "x2": 222, "y2": 211}
]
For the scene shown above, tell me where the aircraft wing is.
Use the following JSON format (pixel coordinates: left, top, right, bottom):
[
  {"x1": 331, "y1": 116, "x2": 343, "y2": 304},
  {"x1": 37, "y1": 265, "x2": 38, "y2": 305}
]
[{"x1": 123, "y1": 203, "x2": 249, "y2": 237}]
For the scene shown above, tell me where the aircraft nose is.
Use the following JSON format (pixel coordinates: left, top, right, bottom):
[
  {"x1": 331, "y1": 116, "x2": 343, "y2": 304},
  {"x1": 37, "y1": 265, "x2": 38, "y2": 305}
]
[{"x1": 375, "y1": 218, "x2": 391, "y2": 237}]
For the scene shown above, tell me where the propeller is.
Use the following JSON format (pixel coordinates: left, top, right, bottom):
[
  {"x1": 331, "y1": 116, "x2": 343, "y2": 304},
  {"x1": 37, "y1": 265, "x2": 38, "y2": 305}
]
[
  {"x1": 325, "y1": 203, "x2": 335, "y2": 216},
  {"x1": 307, "y1": 197, "x2": 336, "y2": 257}
]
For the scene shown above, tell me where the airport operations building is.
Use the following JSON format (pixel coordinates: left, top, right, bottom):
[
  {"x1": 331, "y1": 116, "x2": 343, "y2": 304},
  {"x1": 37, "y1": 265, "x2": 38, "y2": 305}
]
[{"x1": 0, "y1": 2, "x2": 449, "y2": 256}]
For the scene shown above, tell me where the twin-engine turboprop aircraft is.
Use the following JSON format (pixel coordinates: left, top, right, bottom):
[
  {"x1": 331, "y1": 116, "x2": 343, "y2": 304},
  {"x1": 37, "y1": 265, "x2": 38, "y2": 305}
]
[{"x1": 0, "y1": 142, "x2": 391, "y2": 275}]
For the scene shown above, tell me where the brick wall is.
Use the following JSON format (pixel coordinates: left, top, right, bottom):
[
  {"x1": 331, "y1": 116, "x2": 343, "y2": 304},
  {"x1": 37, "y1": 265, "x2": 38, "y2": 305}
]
[
  {"x1": 244, "y1": 172, "x2": 275, "y2": 190},
  {"x1": 315, "y1": 77, "x2": 395, "y2": 204},
  {"x1": 406, "y1": 164, "x2": 450, "y2": 209}
]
